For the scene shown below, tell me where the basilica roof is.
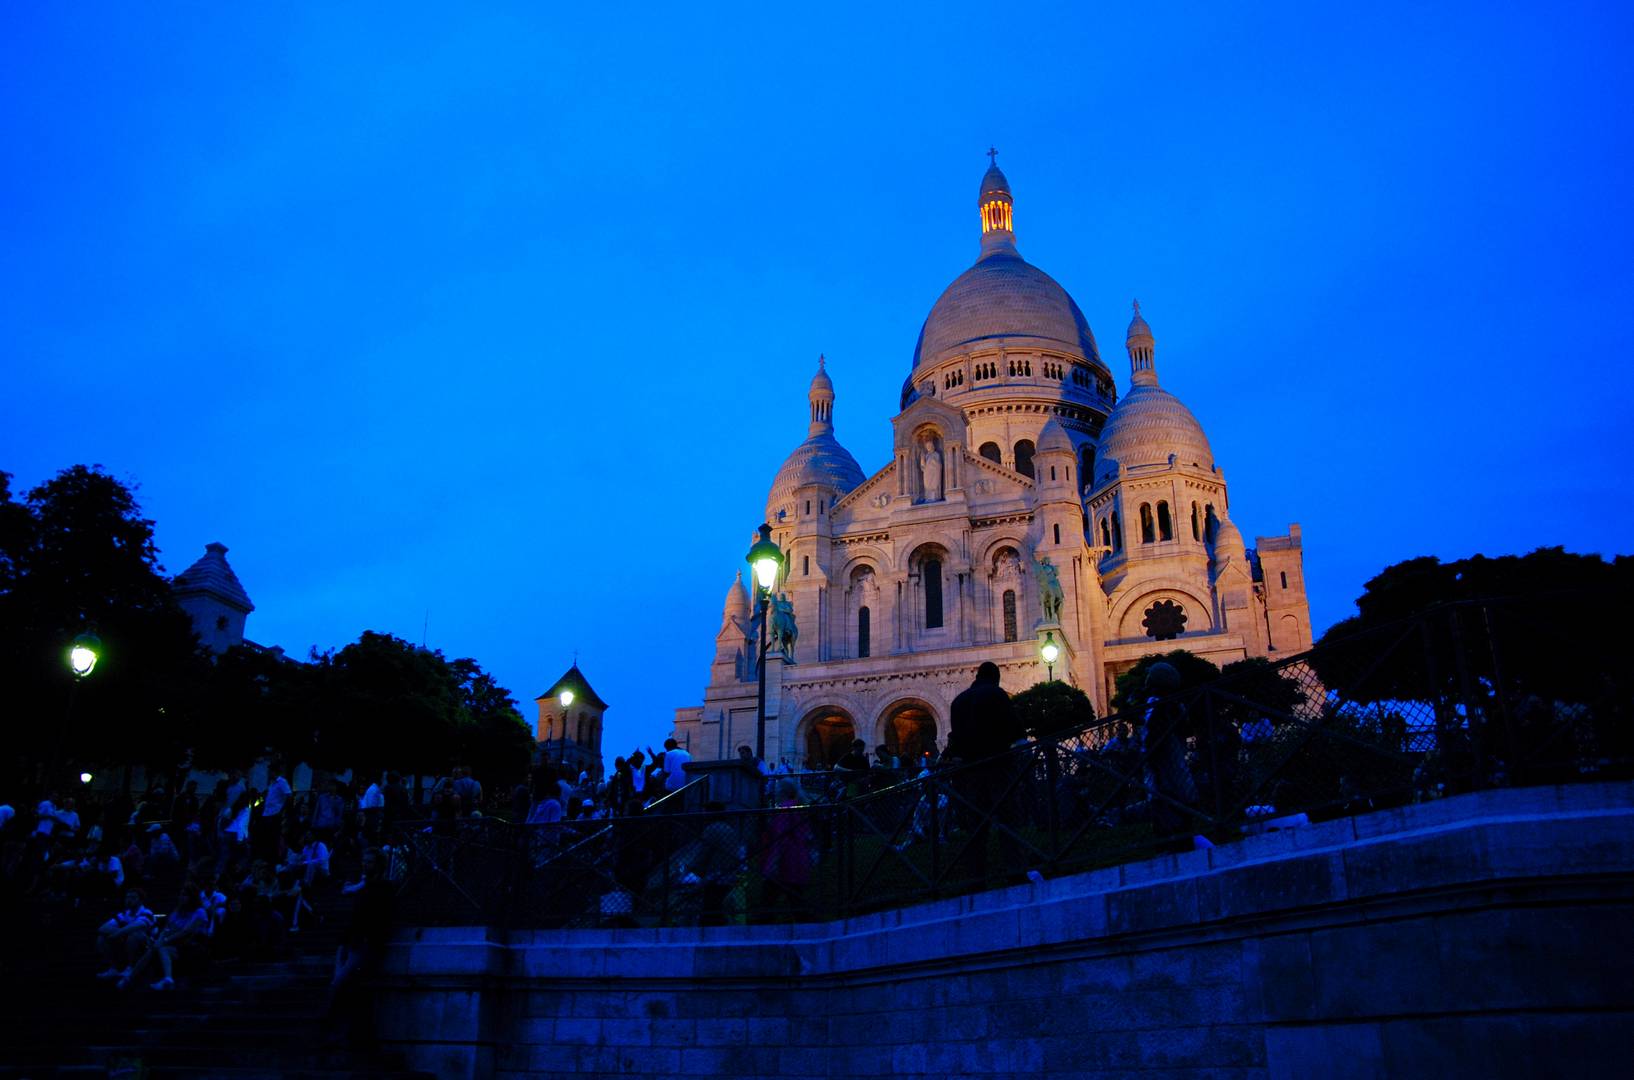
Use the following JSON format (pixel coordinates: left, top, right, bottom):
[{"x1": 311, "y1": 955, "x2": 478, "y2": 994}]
[
  {"x1": 911, "y1": 253, "x2": 1101, "y2": 371},
  {"x1": 910, "y1": 158, "x2": 1101, "y2": 373}
]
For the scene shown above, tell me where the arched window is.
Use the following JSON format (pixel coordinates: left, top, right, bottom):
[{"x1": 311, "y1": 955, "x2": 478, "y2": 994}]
[
  {"x1": 1112, "y1": 510, "x2": 1123, "y2": 552},
  {"x1": 1002, "y1": 589, "x2": 1017, "y2": 642},
  {"x1": 858, "y1": 605, "x2": 871, "y2": 658},
  {"x1": 1280, "y1": 571, "x2": 1288, "y2": 590},
  {"x1": 1204, "y1": 504, "x2": 1218, "y2": 544},
  {"x1": 1157, "y1": 501, "x2": 1173, "y2": 541},
  {"x1": 923, "y1": 557, "x2": 944, "y2": 629},
  {"x1": 1100, "y1": 518, "x2": 1111, "y2": 548},
  {"x1": 1191, "y1": 502, "x2": 1200, "y2": 541},
  {"x1": 1140, "y1": 503, "x2": 1155, "y2": 544},
  {"x1": 1050, "y1": 465, "x2": 1057, "y2": 481},
  {"x1": 979, "y1": 441, "x2": 1002, "y2": 463},
  {"x1": 803, "y1": 555, "x2": 810, "y2": 576},
  {"x1": 1014, "y1": 439, "x2": 1035, "y2": 478},
  {"x1": 1053, "y1": 523, "x2": 1061, "y2": 544}
]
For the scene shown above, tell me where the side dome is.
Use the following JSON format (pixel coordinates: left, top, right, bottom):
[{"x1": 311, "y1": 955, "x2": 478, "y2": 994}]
[
  {"x1": 912, "y1": 252, "x2": 1100, "y2": 371},
  {"x1": 1093, "y1": 384, "x2": 1214, "y2": 486},
  {"x1": 767, "y1": 356, "x2": 867, "y2": 520},
  {"x1": 766, "y1": 435, "x2": 865, "y2": 518}
]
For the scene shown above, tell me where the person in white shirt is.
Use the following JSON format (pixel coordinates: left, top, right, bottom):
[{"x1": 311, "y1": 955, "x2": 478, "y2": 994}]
[
  {"x1": 361, "y1": 779, "x2": 385, "y2": 842},
  {"x1": 663, "y1": 738, "x2": 692, "y2": 794}
]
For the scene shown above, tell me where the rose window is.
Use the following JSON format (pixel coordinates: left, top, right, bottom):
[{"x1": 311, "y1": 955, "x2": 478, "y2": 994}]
[{"x1": 1142, "y1": 599, "x2": 1187, "y2": 641}]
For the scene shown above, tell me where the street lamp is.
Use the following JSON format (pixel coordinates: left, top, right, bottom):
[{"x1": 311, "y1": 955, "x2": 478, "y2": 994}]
[
  {"x1": 744, "y1": 523, "x2": 786, "y2": 761},
  {"x1": 69, "y1": 632, "x2": 101, "y2": 678},
  {"x1": 79, "y1": 772, "x2": 93, "y2": 785},
  {"x1": 558, "y1": 688, "x2": 575, "y2": 767},
  {"x1": 1040, "y1": 630, "x2": 1061, "y2": 682}
]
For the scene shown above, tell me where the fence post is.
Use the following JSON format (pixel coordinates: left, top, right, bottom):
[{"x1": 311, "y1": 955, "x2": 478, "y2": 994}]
[
  {"x1": 1204, "y1": 690, "x2": 1222, "y2": 823},
  {"x1": 928, "y1": 773, "x2": 941, "y2": 898},
  {"x1": 1043, "y1": 742, "x2": 1060, "y2": 870},
  {"x1": 1482, "y1": 604, "x2": 1518, "y2": 778},
  {"x1": 1449, "y1": 606, "x2": 1485, "y2": 789}
]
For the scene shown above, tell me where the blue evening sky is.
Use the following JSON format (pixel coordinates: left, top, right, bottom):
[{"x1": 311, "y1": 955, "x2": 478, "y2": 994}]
[{"x1": 4, "y1": 3, "x2": 1631, "y2": 765}]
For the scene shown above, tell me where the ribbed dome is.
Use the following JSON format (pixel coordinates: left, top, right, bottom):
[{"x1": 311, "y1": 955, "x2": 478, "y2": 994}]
[
  {"x1": 1093, "y1": 383, "x2": 1213, "y2": 486},
  {"x1": 767, "y1": 433, "x2": 866, "y2": 517},
  {"x1": 911, "y1": 251, "x2": 1100, "y2": 370}
]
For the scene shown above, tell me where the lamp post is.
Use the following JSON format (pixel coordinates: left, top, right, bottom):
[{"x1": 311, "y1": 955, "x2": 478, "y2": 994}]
[
  {"x1": 55, "y1": 631, "x2": 100, "y2": 787},
  {"x1": 558, "y1": 688, "x2": 575, "y2": 767},
  {"x1": 745, "y1": 524, "x2": 786, "y2": 762},
  {"x1": 1040, "y1": 630, "x2": 1060, "y2": 682}
]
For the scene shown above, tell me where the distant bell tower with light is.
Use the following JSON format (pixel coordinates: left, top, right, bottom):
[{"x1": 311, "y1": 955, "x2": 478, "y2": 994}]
[{"x1": 536, "y1": 662, "x2": 607, "y2": 780}]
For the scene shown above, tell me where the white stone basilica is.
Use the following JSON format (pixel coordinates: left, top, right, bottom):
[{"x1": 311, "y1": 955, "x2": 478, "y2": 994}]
[{"x1": 674, "y1": 158, "x2": 1312, "y2": 767}]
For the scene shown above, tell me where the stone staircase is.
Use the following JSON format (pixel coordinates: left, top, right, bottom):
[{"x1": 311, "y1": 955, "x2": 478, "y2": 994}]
[{"x1": 0, "y1": 869, "x2": 431, "y2": 1079}]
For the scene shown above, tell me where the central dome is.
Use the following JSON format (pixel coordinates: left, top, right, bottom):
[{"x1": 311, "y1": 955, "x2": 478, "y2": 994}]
[
  {"x1": 911, "y1": 158, "x2": 1100, "y2": 374},
  {"x1": 911, "y1": 250, "x2": 1100, "y2": 370}
]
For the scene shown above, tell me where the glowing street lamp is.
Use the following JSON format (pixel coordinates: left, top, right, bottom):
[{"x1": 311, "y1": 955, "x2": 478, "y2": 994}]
[
  {"x1": 79, "y1": 772, "x2": 93, "y2": 785},
  {"x1": 558, "y1": 688, "x2": 575, "y2": 766},
  {"x1": 744, "y1": 524, "x2": 786, "y2": 761},
  {"x1": 68, "y1": 632, "x2": 101, "y2": 678},
  {"x1": 1040, "y1": 630, "x2": 1061, "y2": 681}
]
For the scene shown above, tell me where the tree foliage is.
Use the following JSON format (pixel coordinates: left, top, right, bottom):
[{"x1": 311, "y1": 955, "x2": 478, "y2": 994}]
[
  {"x1": 1313, "y1": 547, "x2": 1633, "y2": 706},
  {"x1": 1, "y1": 465, "x2": 535, "y2": 789},
  {"x1": 1111, "y1": 649, "x2": 1222, "y2": 715},
  {"x1": 1010, "y1": 680, "x2": 1097, "y2": 738},
  {"x1": 0, "y1": 466, "x2": 204, "y2": 779}
]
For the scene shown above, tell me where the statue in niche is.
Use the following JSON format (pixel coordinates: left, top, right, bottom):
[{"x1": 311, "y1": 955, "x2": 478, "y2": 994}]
[
  {"x1": 770, "y1": 593, "x2": 799, "y2": 659},
  {"x1": 918, "y1": 434, "x2": 944, "y2": 502},
  {"x1": 1036, "y1": 557, "x2": 1064, "y2": 624}
]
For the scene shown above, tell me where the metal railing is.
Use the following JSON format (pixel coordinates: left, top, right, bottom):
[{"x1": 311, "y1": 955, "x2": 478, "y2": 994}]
[{"x1": 387, "y1": 599, "x2": 1631, "y2": 929}]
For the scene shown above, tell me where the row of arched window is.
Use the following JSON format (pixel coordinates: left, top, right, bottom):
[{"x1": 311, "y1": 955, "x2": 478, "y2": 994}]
[
  {"x1": 1007, "y1": 358, "x2": 1033, "y2": 377},
  {"x1": 976, "y1": 439, "x2": 1037, "y2": 478},
  {"x1": 943, "y1": 369, "x2": 965, "y2": 389},
  {"x1": 1096, "y1": 500, "x2": 1217, "y2": 553},
  {"x1": 974, "y1": 361, "x2": 998, "y2": 380}
]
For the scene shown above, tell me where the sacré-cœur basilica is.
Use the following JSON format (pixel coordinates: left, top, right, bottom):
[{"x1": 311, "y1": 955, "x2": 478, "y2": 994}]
[{"x1": 674, "y1": 157, "x2": 1312, "y2": 767}]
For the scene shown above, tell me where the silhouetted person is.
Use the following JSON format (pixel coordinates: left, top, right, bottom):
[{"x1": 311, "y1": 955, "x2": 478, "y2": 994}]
[
  {"x1": 945, "y1": 662, "x2": 1023, "y2": 882},
  {"x1": 1138, "y1": 662, "x2": 1200, "y2": 841}
]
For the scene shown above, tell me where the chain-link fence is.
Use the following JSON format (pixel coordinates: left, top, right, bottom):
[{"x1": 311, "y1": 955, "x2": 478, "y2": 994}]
[{"x1": 389, "y1": 600, "x2": 1631, "y2": 929}]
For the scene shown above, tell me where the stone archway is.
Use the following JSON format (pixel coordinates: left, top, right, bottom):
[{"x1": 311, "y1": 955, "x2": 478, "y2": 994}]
[
  {"x1": 878, "y1": 699, "x2": 939, "y2": 765},
  {"x1": 800, "y1": 708, "x2": 858, "y2": 769}
]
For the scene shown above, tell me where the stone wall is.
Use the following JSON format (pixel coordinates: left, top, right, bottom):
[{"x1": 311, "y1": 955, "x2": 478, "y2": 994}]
[{"x1": 378, "y1": 783, "x2": 1634, "y2": 1079}]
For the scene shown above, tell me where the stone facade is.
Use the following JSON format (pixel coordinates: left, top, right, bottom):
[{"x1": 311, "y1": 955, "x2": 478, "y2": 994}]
[
  {"x1": 378, "y1": 781, "x2": 1634, "y2": 1079},
  {"x1": 676, "y1": 160, "x2": 1312, "y2": 765}
]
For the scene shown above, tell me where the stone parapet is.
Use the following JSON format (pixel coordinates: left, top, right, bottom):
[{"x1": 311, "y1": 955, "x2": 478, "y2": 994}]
[{"x1": 379, "y1": 782, "x2": 1634, "y2": 1079}]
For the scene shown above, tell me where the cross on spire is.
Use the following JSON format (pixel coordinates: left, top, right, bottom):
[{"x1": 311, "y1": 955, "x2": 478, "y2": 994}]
[{"x1": 987, "y1": 146, "x2": 998, "y2": 164}]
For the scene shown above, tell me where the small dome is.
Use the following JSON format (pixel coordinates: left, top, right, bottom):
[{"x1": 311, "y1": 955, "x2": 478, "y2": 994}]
[
  {"x1": 912, "y1": 252, "x2": 1100, "y2": 370},
  {"x1": 767, "y1": 433, "x2": 866, "y2": 518},
  {"x1": 1212, "y1": 512, "x2": 1247, "y2": 565},
  {"x1": 1036, "y1": 417, "x2": 1073, "y2": 455},
  {"x1": 1127, "y1": 300, "x2": 1153, "y2": 341},
  {"x1": 980, "y1": 161, "x2": 1010, "y2": 200},
  {"x1": 1093, "y1": 383, "x2": 1213, "y2": 486},
  {"x1": 809, "y1": 355, "x2": 833, "y2": 395},
  {"x1": 722, "y1": 571, "x2": 749, "y2": 626}
]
